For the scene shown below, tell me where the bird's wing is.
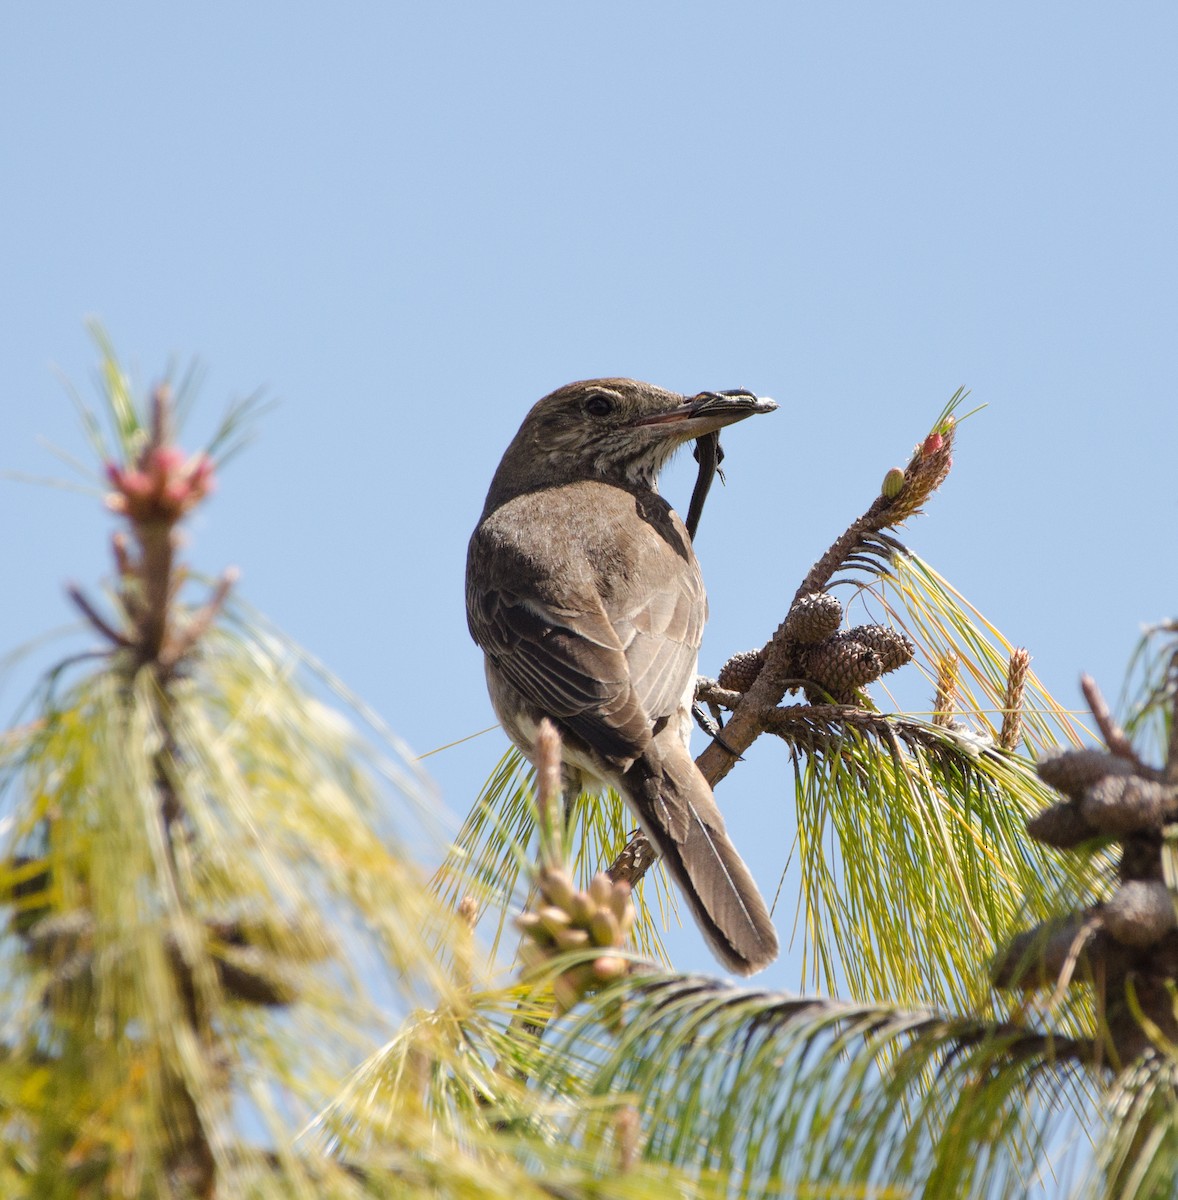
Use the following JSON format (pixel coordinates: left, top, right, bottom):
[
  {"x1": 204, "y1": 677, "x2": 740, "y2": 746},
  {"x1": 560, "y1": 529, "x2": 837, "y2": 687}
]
[
  {"x1": 608, "y1": 540, "x2": 705, "y2": 727},
  {"x1": 466, "y1": 483, "x2": 703, "y2": 765},
  {"x1": 467, "y1": 570, "x2": 652, "y2": 763}
]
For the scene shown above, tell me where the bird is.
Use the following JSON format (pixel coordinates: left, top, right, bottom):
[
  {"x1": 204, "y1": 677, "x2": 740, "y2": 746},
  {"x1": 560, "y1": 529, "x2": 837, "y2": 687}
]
[{"x1": 465, "y1": 378, "x2": 780, "y2": 975}]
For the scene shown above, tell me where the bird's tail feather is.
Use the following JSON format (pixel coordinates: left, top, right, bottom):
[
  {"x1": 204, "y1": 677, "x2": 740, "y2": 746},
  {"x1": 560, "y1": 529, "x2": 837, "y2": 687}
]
[{"x1": 623, "y1": 745, "x2": 778, "y2": 976}]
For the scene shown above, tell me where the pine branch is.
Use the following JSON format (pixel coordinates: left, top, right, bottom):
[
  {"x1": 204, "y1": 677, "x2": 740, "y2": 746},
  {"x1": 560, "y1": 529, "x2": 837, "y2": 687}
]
[{"x1": 608, "y1": 399, "x2": 964, "y2": 883}]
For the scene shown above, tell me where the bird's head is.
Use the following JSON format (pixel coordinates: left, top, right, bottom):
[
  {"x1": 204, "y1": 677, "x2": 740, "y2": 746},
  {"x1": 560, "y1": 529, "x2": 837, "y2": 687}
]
[{"x1": 487, "y1": 378, "x2": 777, "y2": 503}]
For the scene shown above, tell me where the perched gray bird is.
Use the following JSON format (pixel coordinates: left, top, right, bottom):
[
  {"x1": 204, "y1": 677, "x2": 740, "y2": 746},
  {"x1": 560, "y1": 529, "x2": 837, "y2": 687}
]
[{"x1": 466, "y1": 378, "x2": 779, "y2": 975}]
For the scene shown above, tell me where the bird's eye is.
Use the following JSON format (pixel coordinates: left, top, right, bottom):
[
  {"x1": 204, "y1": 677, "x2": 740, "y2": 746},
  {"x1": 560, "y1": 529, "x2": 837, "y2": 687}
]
[{"x1": 584, "y1": 393, "x2": 614, "y2": 417}]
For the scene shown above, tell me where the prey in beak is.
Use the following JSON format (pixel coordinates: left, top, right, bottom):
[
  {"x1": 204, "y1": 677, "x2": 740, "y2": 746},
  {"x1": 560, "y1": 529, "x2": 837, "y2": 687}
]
[{"x1": 631, "y1": 388, "x2": 778, "y2": 437}]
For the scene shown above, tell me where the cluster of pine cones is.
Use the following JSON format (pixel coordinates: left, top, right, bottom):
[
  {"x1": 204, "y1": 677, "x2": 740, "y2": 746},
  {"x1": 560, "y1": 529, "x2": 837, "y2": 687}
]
[
  {"x1": 717, "y1": 591, "x2": 914, "y2": 705},
  {"x1": 516, "y1": 865, "x2": 635, "y2": 1011},
  {"x1": 993, "y1": 745, "x2": 1178, "y2": 1063}
]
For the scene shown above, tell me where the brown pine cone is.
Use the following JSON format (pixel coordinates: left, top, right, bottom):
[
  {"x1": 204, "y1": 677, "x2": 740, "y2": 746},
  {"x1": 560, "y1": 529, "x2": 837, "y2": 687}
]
[
  {"x1": 783, "y1": 592, "x2": 843, "y2": 644},
  {"x1": 990, "y1": 916, "x2": 1095, "y2": 991},
  {"x1": 717, "y1": 648, "x2": 766, "y2": 693},
  {"x1": 1102, "y1": 880, "x2": 1178, "y2": 948},
  {"x1": 846, "y1": 624, "x2": 915, "y2": 673},
  {"x1": 1035, "y1": 748, "x2": 1136, "y2": 799},
  {"x1": 1080, "y1": 775, "x2": 1178, "y2": 836},
  {"x1": 802, "y1": 634, "x2": 882, "y2": 703},
  {"x1": 1025, "y1": 801, "x2": 1097, "y2": 849}
]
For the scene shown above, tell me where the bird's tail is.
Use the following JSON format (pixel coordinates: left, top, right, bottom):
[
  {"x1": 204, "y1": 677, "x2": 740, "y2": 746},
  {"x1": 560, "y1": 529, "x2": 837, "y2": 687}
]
[{"x1": 622, "y1": 738, "x2": 778, "y2": 976}]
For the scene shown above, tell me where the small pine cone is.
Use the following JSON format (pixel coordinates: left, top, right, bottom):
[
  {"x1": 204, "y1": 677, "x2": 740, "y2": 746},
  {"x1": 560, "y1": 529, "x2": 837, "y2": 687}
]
[
  {"x1": 537, "y1": 905, "x2": 573, "y2": 938},
  {"x1": 717, "y1": 648, "x2": 766, "y2": 693},
  {"x1": 1035, "y1": 747, "x2": 1136, "y2": 799},
  {"x1": 783, "y1": 592, "x2": 843, "y2": 644},
  {"x1": 537, "y1": 866, "x2": 576, "y2": 911},
  {"x1": 887, "y1": 422, "x2": 955, "y2": 521},
  {"x1": 567, "y1": 891, "x2": 595, "y2": 927},
  {"x1": 553, "y1": 927, "x2": 591, "y2": 952},
  {"x1": 803, "y1": 635, "x2": 882, "y2": 702},
  {"x1": 881, "y1": 467, "x2": 906, "y2": 499},
  {"x1": 518, "y1": 870, "x2": 635, "y2": 977},
  {"x1": 846, "y1": 624, "x2": 914, "y2": 673},
  {"x1": 589, "y1": 908, "x2": 621, "y2": 948},
  {"x1": 1080, "y1": 775, "x2": 1178, "y2": 837},
  {"x1": 1025, "y1": 801, "x2": 1098, "y2": 849},
  {"x1": 591, "y1": 955, "x2": 628, "y2": 984},
  {"x1": 586, "y1": 872, "x2": 632, "y2": 947},
  {"x1": 990, "y1": 916, "x2": 1092, "y2": 990},
  {"x1": 1102, "y1": 880, "x2": 1178, "y2": 948}
]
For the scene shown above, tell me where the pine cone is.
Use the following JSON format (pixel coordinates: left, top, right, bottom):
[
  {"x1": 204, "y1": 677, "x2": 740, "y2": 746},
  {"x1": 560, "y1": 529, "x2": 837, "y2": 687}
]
[
  {"x1": 783, "y1": 592, "x2": 843, "y2": 644},
  {"x1": 1035, "y1": 748, "x2": 1136, "y2": 799},
  {"x1": 1080, "y1": 775, "x2": 1178, "y2": 836},
  {"x1": 1102, "y1": 880, "x2": 1178, "y2": 948},
  {"x1": 802, "y1": 634, "x2": 882, "y2": 703},
  {"x1": 717, "y1": 648, "x2": 766, "y2": 692},
  {"x1": 990, "y1": 916, "x2": 1094, "y2": 990},
  {"x1": 847, "y1": 624, "x2": 914, "y2": 673},
  {"x1": 881, "y1": 467, "x2": 906, "y2": 499},
  {"x1": 1025, "y1": 801, "x2": 1097, "y2": 849},
  {"x1": 517, "y1": 868, "x2": 636, "y2": 1009}
]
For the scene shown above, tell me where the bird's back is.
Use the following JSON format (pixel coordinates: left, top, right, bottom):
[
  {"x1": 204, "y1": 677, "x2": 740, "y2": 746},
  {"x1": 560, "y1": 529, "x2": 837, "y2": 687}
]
[{"x1": 467, "y1": 478, "x2": 705, "y2": 737}]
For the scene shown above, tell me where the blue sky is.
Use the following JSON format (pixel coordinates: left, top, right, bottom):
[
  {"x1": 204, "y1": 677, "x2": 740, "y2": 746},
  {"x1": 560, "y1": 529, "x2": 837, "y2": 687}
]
[{"x1": 3, "y1": 4, "x2": 1177, "y2": 988}]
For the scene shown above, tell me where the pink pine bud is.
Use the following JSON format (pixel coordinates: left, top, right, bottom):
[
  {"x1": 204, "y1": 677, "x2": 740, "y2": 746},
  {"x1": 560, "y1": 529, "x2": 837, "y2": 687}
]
[
  {"x1": 104, "y1": 446, "x2": 214, "y2": 523},
  {"x1": 150, "y1": 446, "x2": 187, "y2": 473},
  {"x1": 145, "y1": 446, "x2": 187, "y2": 492},
  {"x1": 187, "y1": 453, "x2": 215, "y2": 498},
  {"x1": 162, "y1": 481, "x2": 190, "y2": 512},
  {"x1": 119, "y1": 470, "x2": 153, "y2": 500},
  {"x1": 922, "y1": 432, "x2": 944, "y2": 456}
]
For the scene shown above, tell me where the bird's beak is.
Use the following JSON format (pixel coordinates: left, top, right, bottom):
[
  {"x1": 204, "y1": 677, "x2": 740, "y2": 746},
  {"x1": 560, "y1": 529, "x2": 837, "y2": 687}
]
[{"x1": 630, "y1": 389, "x2": 778, "y2": 436}]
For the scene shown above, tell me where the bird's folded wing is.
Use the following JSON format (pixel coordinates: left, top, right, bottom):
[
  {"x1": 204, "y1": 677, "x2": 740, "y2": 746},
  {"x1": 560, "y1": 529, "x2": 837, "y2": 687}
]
[
  {"x1": 467, "y1": 577, "x2": 652, "y2": 764},
  {"x1": 467, "y1": 483, "x2": 706, "y2": 766},
  {"x1": 610, "y1": 563, "x2": 704, "y2": 730}
]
